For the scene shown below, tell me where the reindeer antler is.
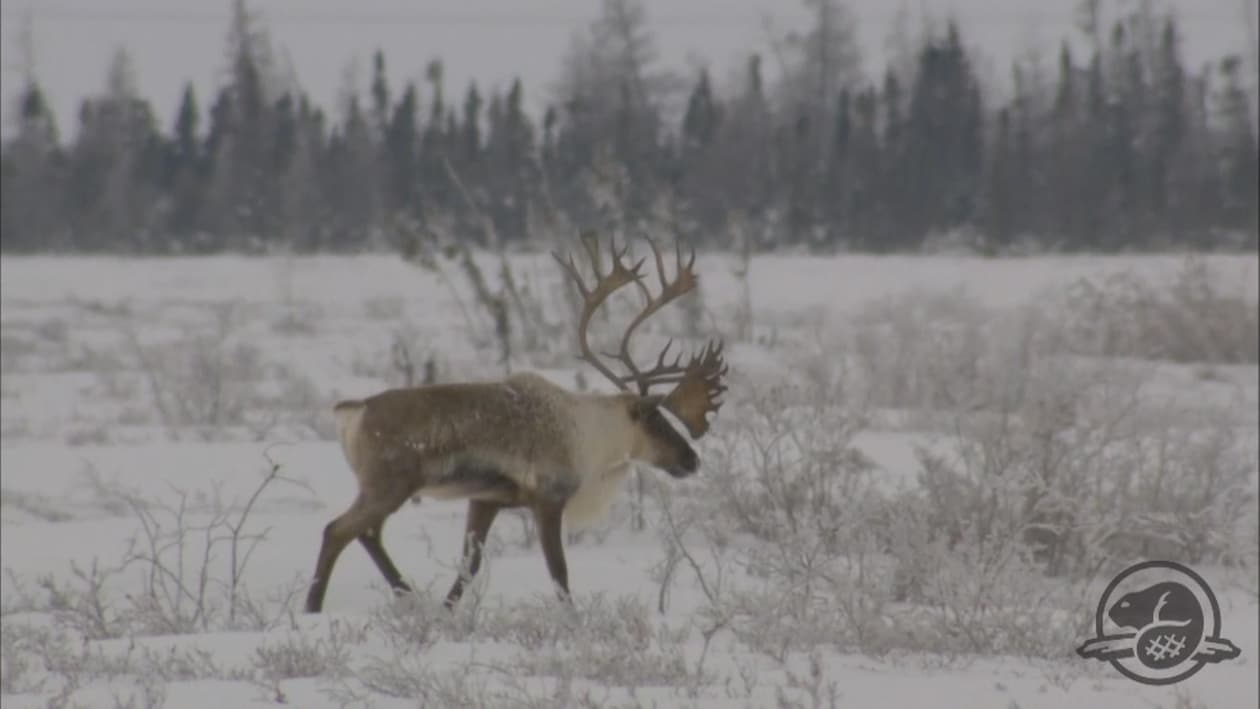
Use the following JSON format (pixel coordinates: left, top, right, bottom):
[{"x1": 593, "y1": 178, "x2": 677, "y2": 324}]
[
  {"x1": 661, "y1": 339, "x2": 728, "y2": 437},
  {"x1": 554, "y1": 232, "x2": 728, "y2": 439},
  {"x1": 612, "y1": 237, "x2": 698, "y2": 394},
  {"x1": 552, "y1": 231, "x2": 645, "y2": 393}
]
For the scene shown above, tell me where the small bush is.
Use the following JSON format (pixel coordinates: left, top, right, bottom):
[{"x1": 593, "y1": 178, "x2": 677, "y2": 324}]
[
  {"x1": 1051, "y1": 259, "x2": 1259, "y2": 364},
  {"x1": 252, "y1": 620, "x2": 364, "y2": 681},
  {"x1": 655, "y1": 298, "x2": 1256, "y2": 667}
]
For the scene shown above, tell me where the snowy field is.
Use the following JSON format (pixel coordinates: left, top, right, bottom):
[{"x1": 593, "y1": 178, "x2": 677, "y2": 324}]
[{"x1": 1, "y1": 250, "x2": 1257, "y2": 708}]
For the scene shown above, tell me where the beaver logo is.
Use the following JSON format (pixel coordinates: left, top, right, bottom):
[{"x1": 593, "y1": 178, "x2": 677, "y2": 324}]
[{"x1": 1077, "y1": 560, "x2": 1241, "y2": 685}]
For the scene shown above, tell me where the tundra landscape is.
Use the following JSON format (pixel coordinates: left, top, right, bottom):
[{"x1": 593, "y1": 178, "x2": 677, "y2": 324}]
[
  {"x1": 0, "y1": 249, "x2": 1256, "y2": 708},
  {"x1": 3, "y1": 0, "x2": 1259, "y2": 705}
]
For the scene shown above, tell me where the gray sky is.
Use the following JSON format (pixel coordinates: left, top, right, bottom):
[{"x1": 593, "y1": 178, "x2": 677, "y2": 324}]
[{"x1": 1, "y1": 0, "x2": 1254, "y2": 135}]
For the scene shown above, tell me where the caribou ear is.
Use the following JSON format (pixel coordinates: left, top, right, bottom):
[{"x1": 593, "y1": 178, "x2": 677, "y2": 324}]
[{"x1": 628, "y1": 395, "x2": 665, "y2": 421}]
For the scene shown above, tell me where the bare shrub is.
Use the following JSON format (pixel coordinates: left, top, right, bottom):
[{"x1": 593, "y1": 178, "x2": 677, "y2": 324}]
[
  {"x1": 368, "y1": 584, "x2": 465, "y2": 650},
  {"x1": 773, "y1": 651, "x2": 842, "y2": 709},
  {"x1": 652, "y1": 385, "x2": 901, "y2": 660},
  {"x1": 1, "y1": 620, "x2": 49, "y2": 694},
  {"x1": 32, "y1": 455, "x2": 311, "y2": 639},
  {"x1": 252, "y1": 620, "x2": 364, "y2": 682},
  {"x1": 349, "y1": 653, "x2": 493, "y2": 704},
  {"x1": 879, "y1": 501, "x2": 1098, "y2": 659},
  {"x1": 38, "y1": 560, "x2": 126, "y2": 640},
  {"x1": 350, "y1": 591, "x2": 690, "y2": 704},
  {"x1": 655, "y1": 306, "x2": 1255, "y2": 667},
  {"x1": 846, "y1": 287, "x2": 996, "y2": 412},
  {"x1": 107, "y1": 302, "x2": 323, "y2": 442},
  {"x1": 131, "y1": 644, "x2": 234, "y2": 683},
  {"x1": 123, "y1": 305, "x2": 267, "y2": 436},
  {"x1": 270, "y1": 301, "x2": 322, "y2": 336},
  {"x1": 1050, "y1": 258, "x2": 1259, "y2": 364},
  {"x1": 0, "y1": 333, "x2": 40, "y2": 372},
  {"x1": 408, "y1": 236, "x2": 570, "y2": 373},
  {"x1": 104, "y1": 675, "x2": 167, "y2": 709},
  {"x1": 488, "y1": 594, "x2": 690, "y2": 687},
  {"x1": 361, "y1": 296, "x2": 404, "y2": 321},
  {"x1": 0, "y1": 617, "x2": 246, "y2": 707},
  {"x1": 0, "y1": 489, "x2": 74, "y2": 523},
  {"x1": 901, "y1": 361, "x2": 1255, "y2": 582},
  {"x1": 900, "y1": 358, "x2": 1141, "y2": 576}
]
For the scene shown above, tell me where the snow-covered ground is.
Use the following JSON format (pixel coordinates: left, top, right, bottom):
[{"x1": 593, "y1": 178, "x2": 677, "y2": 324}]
[{"x1": 1, "y1": 250, "x2": 1257, "y2": 708}]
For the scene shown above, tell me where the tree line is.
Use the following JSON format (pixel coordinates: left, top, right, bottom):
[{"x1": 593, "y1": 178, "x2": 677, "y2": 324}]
[{"x1": 2, "y1": 0, "x2": 1256, "y2": 255}]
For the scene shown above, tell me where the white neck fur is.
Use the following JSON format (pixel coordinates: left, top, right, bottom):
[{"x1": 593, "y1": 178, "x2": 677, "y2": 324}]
[{"x1": 563, "y1": 395, "x2": 639, "y2": 529}]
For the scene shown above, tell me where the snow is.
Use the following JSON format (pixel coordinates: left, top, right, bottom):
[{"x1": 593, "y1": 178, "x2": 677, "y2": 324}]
[{"x1": 1, "y1": 251, "x2": 1257, "y2": 707}]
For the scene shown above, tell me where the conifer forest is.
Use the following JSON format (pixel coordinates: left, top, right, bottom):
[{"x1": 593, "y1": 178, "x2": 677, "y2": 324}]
[{"x1": 3, "y1": 0, "x2": 1256, "y2": 256}]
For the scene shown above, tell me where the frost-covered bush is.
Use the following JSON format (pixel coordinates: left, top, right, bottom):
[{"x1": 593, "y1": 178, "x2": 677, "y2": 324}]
[
  {"x1": 845, "y1": 287, "x2": 995, "y2": 411},
  {"x1": 14, "y1": 461, "x2": 311, "y2": 642},
  {"x1": 652, "y1": 384, "x2": 904, "y2": 659},
  {"x1": 127, "y1": 324, "x2": 321, "y2": 440},
  {"x1": 654, "y1": 305, "x2": 1256, "y2": 663},
  {"x1": 252, "y1": 620, "x2": 363, "y2": 681},
  {"x1": 1049, "y1": 259, "x2": 1258, "y2": 364},
  {"x1": 349, "y1": 592, "x2": 692, "y2": 704}
]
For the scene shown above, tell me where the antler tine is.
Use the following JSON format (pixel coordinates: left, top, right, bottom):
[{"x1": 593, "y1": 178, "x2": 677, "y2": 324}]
[
  {"x1": 640, "y1": 235, "x2": 697, "y2": 290},
  {"x1": 553, "y1": 251, "x2": 591, "y2": 299},
  {"x1": 614, "y1": 236, "x2": 701, "y2": 394},
  {"x1": 659, "y1": 336, "x2": 729, "y2": 439},
  {"x1": 655, "y1": 339, "x2": 684, "y2": 370},
  {"x1": 553, "y1": 233, "x2": 646, "y2": 392},
  {"x1": 697, "y1": 339, "x2": 729, "y2": 393}
]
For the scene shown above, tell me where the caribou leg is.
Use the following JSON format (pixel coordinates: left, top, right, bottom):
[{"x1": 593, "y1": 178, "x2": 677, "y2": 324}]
[
  {"x1": 358, "y1": 521, "x2": 411, "y2": 594},
  {"x1": 444, "y1": 499, "x2": 503, "y2": 608},
  {"x1": 534, "y1": 501, "x2": 572, "y2": 603}
]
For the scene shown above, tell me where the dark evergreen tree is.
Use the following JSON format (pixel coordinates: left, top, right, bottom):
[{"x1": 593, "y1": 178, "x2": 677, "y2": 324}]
[
  {"x1": 982, "y1": 108, "x2": 1015, "y2": 250},
  {"x1": 676, "y1": 68, "x2": 725, "y2": 232},
  {"x1": 681, "y1": 69, "x2": 719, "y2": 157},
  {"x1": 383, "y1": 82, "x2": 420, "y2": 220},
  {"x1": 484, "y1": 78, "x2": 538, "y2": 241},
  {"x1": 1008, "y1": 63, "x2": 1042, "y2": 241},
  {"x1": 1097, "y1": 22, "x2": 1140, "y2": 249},
  {"x1": 198, "y1": 0, "x2": 279, "y2": 249},
  {"x1": 1049, "y1": 42, "x2": 1083, "y2": 244},
  {"x1": 370, "y1": 49, "x2": 391, "y2": 140},
  {"x1": 1151, "y1": 17, "x2": 1187, "y2": 240},
  {"x1": 63, "y1": 48, "x2": 164, "y2": 251},
  {"x1": 454, "y1": 82, "x2": 486, "y2": 240},
  {"x1": 324, "y1": 96, "x2": 381, "y2": 248},
  {"x1": 1215, "y1": 55, "x2": 1259, "y2": 239},
  {"x1": 877, "y1": 70, "x2": 908, "y2": 249},
  {"x1": 704, "y1": 55, "x2": 775, "y2": 245},
  {"x1": 1, "y1": 81, "x2": 65, "y2": 250},
  {"x1": 821, "y1": 89, "x2": 852, "y2": 245},
  {"x1": 418, "y1": 61, "x2": 455, "y2": 218},
  {"x1": 900, "y1": 22, "x2": 984, "y2": 245},
  {"x1": 165, "y1": 83, "x2": 204, "y2": 241},
  {"x1": 460, "y1": 82, "x2": 483, "y2": 166},
  {"x1": 847, "y1": 87, "x2": 883, "y2": 248}
]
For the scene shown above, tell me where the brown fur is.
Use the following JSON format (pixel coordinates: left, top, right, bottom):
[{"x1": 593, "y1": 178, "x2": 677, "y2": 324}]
[
  {"x1": 304, "y1": 372, "x2": 698, "y2": 613},
  {"x1": 305, "y1": 235, "x2": 726, "y2": 614}
]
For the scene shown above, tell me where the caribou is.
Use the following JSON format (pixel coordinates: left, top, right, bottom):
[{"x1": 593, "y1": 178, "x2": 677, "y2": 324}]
[{"x1": 304, "y1": 234, "x2": 728, "y2": 613}]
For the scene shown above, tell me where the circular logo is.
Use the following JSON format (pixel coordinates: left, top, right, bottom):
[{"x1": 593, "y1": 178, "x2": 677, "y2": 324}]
[{"x1": 1076, "y1": 560, "x2": 1241, "y2": 685}]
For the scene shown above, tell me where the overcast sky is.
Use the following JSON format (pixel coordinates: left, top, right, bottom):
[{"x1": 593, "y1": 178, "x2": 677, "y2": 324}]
[{"x1": 1, "y1": 0, "x2": 1254, "y2": 136}]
